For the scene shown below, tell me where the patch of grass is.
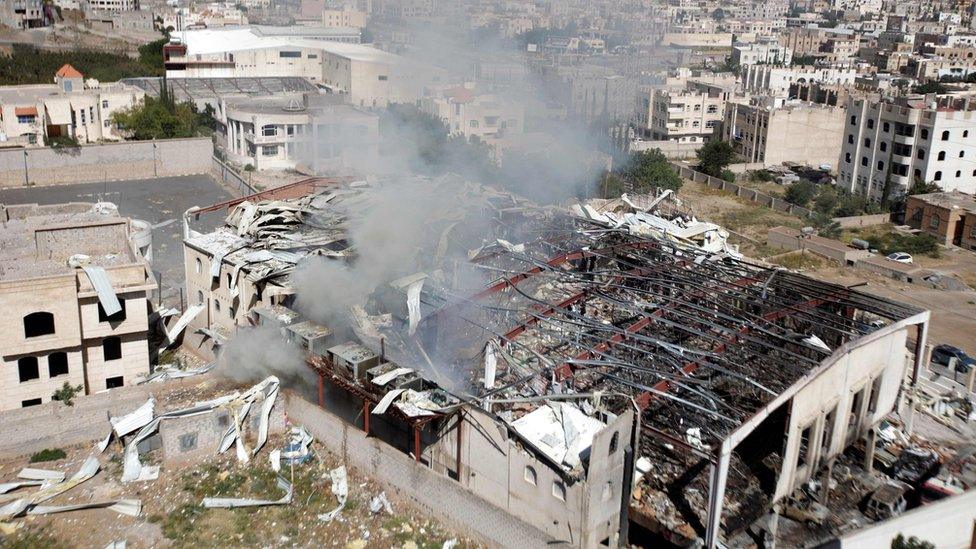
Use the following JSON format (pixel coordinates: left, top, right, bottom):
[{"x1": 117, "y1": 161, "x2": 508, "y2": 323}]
[
  {"x1": 770, "y1": 251, "x2": 826, "y2": 271},
  {"x1": 162, "y1": 503, "x2": 205, "y2": 541},
  {"x1": 718, "y1": 206, "x2": 803, "y2": 233},
  {"x1": 29, "y1": 448, "x2": 66, "y2": 463}
]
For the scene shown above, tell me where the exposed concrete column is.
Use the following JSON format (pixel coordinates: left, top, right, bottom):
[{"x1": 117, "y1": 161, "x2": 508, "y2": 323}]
[
  {"x1": 906, "y1": 321, "x2": 930, "y2": 435},
  {"x1": 864, "y1": 428, "x2": 877, "y2": 473},
  {"x1": 705, "y1": 441, "x2": 732, "y2": 548}
]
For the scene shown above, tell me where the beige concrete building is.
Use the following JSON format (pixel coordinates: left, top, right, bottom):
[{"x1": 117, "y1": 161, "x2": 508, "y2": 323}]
[
  {"x1": 724, "y1": 100, "x2": 846, "y2": 167},
  {"x1": 0, "y1": 64, "x2": 144, "y2": 148},
  {"x1": 419, "y1": 84, "x2": 524, "y2": 146},
  {"x1": 0, "y1": 202, "x2": 156, "y2": 411},
  {"x1": 637, "y1": 80, "x2": 735, "y2": 143},
  {"x1": 321, "y1": 9, "x2": 367, "y2": 28},
  {"x1": 904, "y1": 191, "x2": 976, "y2": 247}
]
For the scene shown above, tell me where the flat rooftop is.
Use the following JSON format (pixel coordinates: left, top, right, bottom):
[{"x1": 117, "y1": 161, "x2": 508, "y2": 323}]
[{"x1": 909, "y1": 191, "x2": 976, "y2": 213}]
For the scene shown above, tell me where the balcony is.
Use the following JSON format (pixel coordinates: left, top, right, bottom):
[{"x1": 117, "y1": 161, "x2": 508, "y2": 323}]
[
  {"x1": 892, "y1": 133, "x2": 915, "y2": 146},
  {"x1": 244, "y1": 132, "x2": 285, "y2": 145}
]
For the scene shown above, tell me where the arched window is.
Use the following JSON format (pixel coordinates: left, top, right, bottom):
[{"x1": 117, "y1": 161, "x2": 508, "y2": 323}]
[
  {"x1": 48, "y1": 352, "x2": 68, "y2": 377},
  {"x1": 214, "y1": 300, "x2": 221, "y2": 313},
  {"x1": 921, "y1": 128, "x2": 929, "y2": 140},
  {"x1": 195, "y1": 257, "x2": 202, "y2": 274},
  {"x1": 960, "y1": 151, "x2": 965, "y2": 158},
  {"x1": 609, "y1": 432, "x2": 619, "y2": 454},
  {"x1": 965, "y1": 130, "x2": 971, "y2": 138},
  {"x1": 882, "y1": 122, "x2": 890, "y2": 132},
  {"x1": 938, "y1": 151, "x2": 946, "y2": 161},
  {"x1": 197, "y1": 290, "x2": 204, "y2": 304},
  {"x1": 917, "y1": 149, "x2": 925, "y2": 159},
  {"x1": 934, "y1": 171, "x2": 943, "y2": 181},
  {"x1": 942, "y1": 130, "x2": 950, "y2": 141},
  {"x1": 552, "y1": 481, "x2": 566, "y2": 501},
  {"x1": 103, "y1": 336, "x2": 122, "y2": 361},
  {"x1": 18, "y1": 357, "x2": 39, "y2": 382},
  {"x1": 24, "y1": 312, "x2": 55, "y2": 338},
  {"x1": 880, "y1": 142, "x2": 887, "y2": 152},
  {"x1": 523, "y1": 466, "x2": 537, "y2": 486},
  {"x1": 956, "y1": 170, "x2": 962, "y2": 178}
]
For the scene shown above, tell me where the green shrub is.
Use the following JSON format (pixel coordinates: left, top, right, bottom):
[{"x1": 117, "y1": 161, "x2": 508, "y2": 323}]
[{"x1": 30, "y1": 448, "x2": 67, "y2": 463}]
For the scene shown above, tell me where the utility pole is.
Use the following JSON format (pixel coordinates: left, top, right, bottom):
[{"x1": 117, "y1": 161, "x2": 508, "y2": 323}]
[{"x1": 22, "y1": 150, "x2": 28, "y2": 186}]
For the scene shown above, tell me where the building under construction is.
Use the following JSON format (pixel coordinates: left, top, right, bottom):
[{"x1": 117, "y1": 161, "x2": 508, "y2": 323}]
[{"x1": 180, "y1": 176, "x2": 929, "y2": 548}]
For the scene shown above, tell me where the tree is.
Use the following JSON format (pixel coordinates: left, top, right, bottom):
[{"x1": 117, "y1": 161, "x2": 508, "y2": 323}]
[
  {"x1": 696, "y1": 141, "x2": 735, "y2": 177},
  {"x1": 909, "y1": 179, "x2": 941, "y2": 195},
  {"x1": 813, "y1": 185, "x2": 840, "y2": 215},
  {"x1": 784, "y1": 179, "x2": 817, "y2": 207},
  {"x1": 112, "y1": 80, "x2": 208, "y2": 140},
  {"x1": 913, "y1": 81, "x2": 948, "y2": 94},
  {"x1": 623, "y1": 149, "x2": 682, "y2": 192},
  {"x1": 720, "y1": 169, "x2": 735, "y2": 183},
  {"x1": 892, "y1": 534, "x2": 935, "y2": 549},
  {"x1": 51, "y1": 381, "x2": 84, "y2": 406}
]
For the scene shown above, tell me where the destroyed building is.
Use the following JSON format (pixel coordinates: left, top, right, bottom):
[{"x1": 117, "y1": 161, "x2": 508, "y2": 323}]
[
  {"x1": 181, "y1": 178, "x2": 929, "y2": 547},
  {"x1": 0, "y1": 202, "x2": 157, "y2": 411}
]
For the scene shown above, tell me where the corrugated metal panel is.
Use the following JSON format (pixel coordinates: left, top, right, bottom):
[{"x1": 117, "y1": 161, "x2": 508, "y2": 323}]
[{"x1": 81, "y1": 266, "x2": 122, "y2": 316}]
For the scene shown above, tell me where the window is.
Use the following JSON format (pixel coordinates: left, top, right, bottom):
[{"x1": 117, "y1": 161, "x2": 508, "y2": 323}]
[
  {"x1": 197, "y1": 290, "x2": 204, "y2": 304},
  {"x1": 103, "y1": 336, "x2": 122, "y2": 361},
  {"x1": 821, "y1": 406, "x2": 836, "y2": 457},
  {"x1": 707, "y1": 105, "x2": 717, "y2": 114},
  {"x1": 937, "y1": 151, "x2": 947, "y2": 161},
  {"x1": 469, "y1": 120, "x2": 479, "y2": 128},
  {"x1": 917, "y1": 149, "x2": 925, "y2": 159},
  {"x1": 877, "y1": 161, "x2": 884, "y2": 170},
  {"x1": 98, "y1": 301, "x2": 126, "y2": 322},
  {"x1": 214, "y1": 300, "x2": 221, "y2": 313},
  {"x1": 378, "y1": 75, "x2": 388, "y2": 81},
  {"x1": 262, "y1": 145, "x2": 279, "y2": 156},
  {"x1": 48, "y1": 352, "x2": 68, "y2": 377},
  {"x1": 867, "y1": 119, "x2": 874, "y2": 129},
  {"x1": 24, "y1": 312, "x2": 55, "y2": 338},
  {"x1": 195, "y1": 257, "x2": 202, "y2": 274},
  {"x1": 279, "y1": 51, "x2": 301, "y2": 58},
  {"x1": 609, "y1": 432, "x2": 619, "y2": 454},
  {"x1": 179, "y1": 432, "x2": 198, "y2": 451},
  {"x1": 849, "y1": 115, "x2": 857, "y2": 125},
  {"x1": 934, "y1": 171, "x2": 942, "y2": 181},
  {"x1": 961, "y1": 151, "x2": 966, "y2": 158},
  {"x1": 867, "y1": 377, "x2": 883, "y2": 414},
  {"x1": 552, "y1": 481, "x2": 566, "y2": 501},
  {"x1": 18, "y1": 357, "x2": 39, "y2": 382},
  {"x1": 880, "y1": 142, "x2": 887, "y2": 152},
  {"x1": 942, "y1": 130, "x2": 950, "y2": 141},
  {"x1": 106, "y1": 376, "x2": 124, "y2": 389},
  {"x1": 883, "y1": 122, "x2": 890, "y2": 132},
  {"x1": 798, "y1": 424, "x2": 812, "y2": 467},
  {"x1": 861, "y1": 156, "x2": 868, "y2": 167},
  {"x1": 845, "y1": 152, "x2": 851, "y2": 163},
  {"x1": 226, "y1": 273, "x2": 232, "y2": 288},
  {"x1": 602, "y1": 481, "x2": 613, "y2": 502},
  {"x1": 849, "y1": 387, "x2": 865, "y2": 429},
  {"x1": 307, "y1": 54, "x2": 318, "y2": 59},
  {"x1": 956, "y1": 170, "x2": 962, "y2": 178},
  {"x1": 103, "y1": 119, "x2": 110, "y2": 128},
  {"x1": 524, "y1": 465, "x2": 537, "y2": 485},
  {"x1": 17, "y1": 115, "x2": 35, "y2": 124},
  {"x1": 22, "y1": 399, "x2": 41, "y2": 408},
  {"x1": 102, "y1": 100, "x2": 108, "y2": 108},
  {"x1": 965, "y1": 130, "x2": 970, "y2": 138},
  {"x1": 847, "y1": 134, "x2": 854, "y2": 144},
  {"x1": 261, "y1": 125, "x2": 276, "y2": 137},
  {"x1": 921, "y1": 128, "x2": 929, "y2": 140},
  {"x1": 864, "y1": 138, "x2": 871, "y2": 147}
]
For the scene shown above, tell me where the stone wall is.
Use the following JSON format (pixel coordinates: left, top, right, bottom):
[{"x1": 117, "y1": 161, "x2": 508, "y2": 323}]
[
  {"x1": 0, "y1": 138, "x2": 213, "y2": 187},
  {"x1": 285, "y1": 394, "x2": 554, "y2": 549}
]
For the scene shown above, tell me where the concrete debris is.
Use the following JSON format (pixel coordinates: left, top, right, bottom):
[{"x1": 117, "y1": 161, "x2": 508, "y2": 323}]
[
  {"x1": 318, "y1": 466, "x2": 348, "y2": 522},
  {"x1": 202, "y1": 476, "x2": 293, "y2": 509},
  {"x1": 510, "y1": 403, "x2": 605, "y2": 471},
  {"x1": 369, "y1": 491, "x2": 392, "y2": 514},
  {"x1": 140, "y1": 361, "x2": 216, "y2": 383}
]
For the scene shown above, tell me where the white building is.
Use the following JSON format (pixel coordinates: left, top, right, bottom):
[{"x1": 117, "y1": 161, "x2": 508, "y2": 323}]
[
  {"x1": 742, "y1": 65, "x2": 858, "y2": 97},
  {"x1": 219, "y1": 93, "x2": 379, "y2": 173},
  {"x1": 838, "y1": 96, "x2": 976, "y2": 200},
  {"x1": 636, "y1": 80, "x2": 737, "y2": 143},
  {"x1": 83, "y1": 0, "x2": 138, "y2": 11},
  {"x1": 724, "y1": 99, "x2": 846, "y2": 167},
  {"x1": 164, "y1": 26, "x2": 443, "y2": 108},
  {"x1": 419, "y1": 85, "x2": 524, "y2": 145},
  {"x1": 0, "y1": 65, "x2": 144, "y2": 147},
  {"x1": 0, "y1": 0, "x2": 48, "y2": 28},
  {"x1": 732, "y1": 40, "x2": 794, "y2": 67}
]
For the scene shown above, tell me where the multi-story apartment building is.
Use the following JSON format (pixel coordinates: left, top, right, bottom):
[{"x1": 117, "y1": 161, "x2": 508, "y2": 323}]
[
  {"x1": 724, "y1": 99, "x2": 846, "y2": 167},
  {"x1": 636, "y1": 80, "x2": 735, "y2": 143},
  {"x1": 838, "y1": 96, "x2": 976, "y2": 200},
  {"x1": 732, "y1": 39, "x2": 793, "y2": 66},
  {"x1": 419, "y1": 85, "x2": 524, "y2": 145},
  {"x1": 0, "y1": 0, "x2": 49, "y2": 29},
  {"x1": 0, "y1": 202, "x2": 155, "y2": 411},
  {"x1": 0, "y1": 65, "x2": 144, "y2": 147},
  {"x1": 742, "y1": 65, "x2": 858, "y2": 96},
  {"x1": 321, "y1": 9, "x2": 367, "y2": 28},
  {"x1": 219, "y1": 93, "x2": 379, "y2": 172},
  {"x1": 83, "y1": 0, "x2": 138, "y2": 11}
]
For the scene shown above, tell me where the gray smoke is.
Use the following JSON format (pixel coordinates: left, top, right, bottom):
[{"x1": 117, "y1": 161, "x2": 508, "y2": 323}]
[{"x1": 218, "y1": 325, "x2": 317, "y2": 392}]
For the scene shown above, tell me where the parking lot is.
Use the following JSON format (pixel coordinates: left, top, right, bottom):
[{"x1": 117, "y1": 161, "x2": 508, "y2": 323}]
[{"x1": 0, "y1": 175, "x2": 234, "y2": 304}]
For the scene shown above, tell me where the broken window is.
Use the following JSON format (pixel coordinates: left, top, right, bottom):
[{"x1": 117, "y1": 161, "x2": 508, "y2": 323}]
[
  {"x1": 797, "y1": 424, "x2": 812, "y2": 468},
  {"x1": 848, "y1": 386, "x2": 866, "y2": 431},
  {"x1": 524, "y1": 465, "x2": 537, "y2": 486},
  {"x1": 98, "y1": 300, "x2": 126, "y2": 322},
  {"x1": 106, "y1": 376, "x2": 124, "y2": 389},
  {"x1": 22, "y1": 398, "x2": 42, "y2": 407},
  {"x1": 48, "y1": 352, "x2": 68, "y2": 377},
  {"x1": 18, "y1": 357, "x2": 39, "y2": 382},
  {"x1": 821, "y1": 406, "x2": 836, "y2": 458},
  {"x1": 609, "y1": 431, "x2": 619, "y2": 454},
  {"x1": 24, "y1": 312, "x2": 55, "y2": 338},
  {"x1": 103, "y1": 337, "x2": 122, "y2": 361},
  {"x1": 179, "y1": 433, "x2": 198, "y2": 452},
  {"x1": 197, "y1": 290, "x2": 204, "y2": 305}
]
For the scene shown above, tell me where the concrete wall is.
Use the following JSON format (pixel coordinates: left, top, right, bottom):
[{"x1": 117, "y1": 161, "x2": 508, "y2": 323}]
[
  {"x1": 286, "y1": 394, "x2": 555, "y2": 548},
  {"x1": 630, "y1": 140, "x2": 703, "y2": 159},
  {"x1": 826, "y1": 489, "x2": 976, "y2": 549},
  {"x1": 672, "y1": 162, "x2": 816, "y2": 218},
  {"x1": 832, "y1": 213, "x2": 891, "y2": 228},
  {"x1": 0, "y1": 138, "x2": 213, "y2": 187}
]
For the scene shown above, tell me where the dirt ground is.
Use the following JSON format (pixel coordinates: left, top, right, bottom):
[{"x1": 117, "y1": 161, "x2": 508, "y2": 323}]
[{"x1": 0, "y1": 383, "x2": 473, "y2": 549}]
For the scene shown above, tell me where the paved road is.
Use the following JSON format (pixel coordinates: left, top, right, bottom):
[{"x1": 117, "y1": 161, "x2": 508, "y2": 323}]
[{"x1": 0, "y1": 175, "x2": 234, "y2": 304}]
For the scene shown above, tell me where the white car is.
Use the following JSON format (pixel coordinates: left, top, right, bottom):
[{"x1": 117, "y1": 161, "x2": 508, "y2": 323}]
[{"x1": 886, "y1": 252, "x2": 913, "y2": 264}]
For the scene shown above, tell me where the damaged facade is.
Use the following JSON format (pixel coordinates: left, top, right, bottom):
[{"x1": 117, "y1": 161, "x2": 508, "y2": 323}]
[
  {"x1": 181, "y1": 179, "x2": 928, "y2": 547},
  {"x1": 0, "y1": 201, "x2": 157, "y2": 411}
]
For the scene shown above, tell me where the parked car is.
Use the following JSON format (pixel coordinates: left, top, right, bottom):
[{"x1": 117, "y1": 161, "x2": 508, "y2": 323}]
[
  {"x1": 864, "y1": 481, "x2": 910, "y2": 521},
  {"x1": 885, "y1": 252, "x2": 914, "y2": 264},
  {"x1": 930, "y1": 344, "x2": 976, "y2": 379},
  {"x1": 781, "y1": 497, "x2": 829, "y2": 527}
]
